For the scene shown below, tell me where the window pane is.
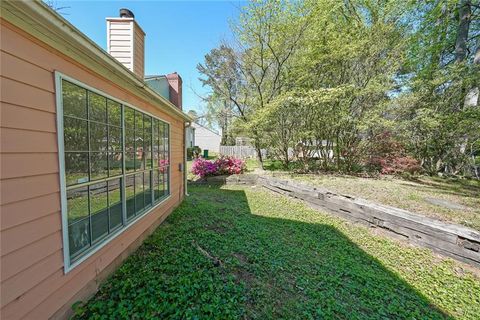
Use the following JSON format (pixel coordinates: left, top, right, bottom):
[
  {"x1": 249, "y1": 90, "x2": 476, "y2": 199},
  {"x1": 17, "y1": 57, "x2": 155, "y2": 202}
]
[
  {"x1": 67, "y1": 186, "x2": 89, "y2": 224},
  {"x1": 135, "y1": 111, "x2": 143, "y2": 131},
  {"x1": 69, "y1": 217, "x2": 90, "y2": 260},
  {"x1": 152, "y1": 120, "x2": 159, "y2": 168},
  {"x1": 63, "y1": 80, "x2": 87, "y2": 119},
  {"x1": 109, "y1": 152, "x2": 123, "y2": 177},
  {"x1": 90, "y1": 123, "x2": 108, "y2": 151},
  {"x1": 125, "y1": 129, "x2": 135, "y2": 152},
  {"x1": 125, "y1": 152, "x2": 136, "y2": 173},
  {"x1": 108, "y1": 179, "x2": 122, "y2": 231},
  {"x1": 145, "y1": 171, "x2": 152, "y2": 207},
  {"x1": 90, "y1": 182, "x2": 108, "y2": 243},
  {"x1": 107, "y1": 100, "x2": 122, "y2": 126},
  {"x1": 154, "y1": 170, "x2": 165, "y2": 201},
  {"x1": 64, "y1": 117, "x2": 88, "y2": 151},
  {"x1": 90, "y1": 152, "x2": 108, "y2": 181},
  {"x1": 65, "y1": 152, "x2": 89, "y2": 186},
  {"x1": 158, "y1": 121, "x2": 165, "y2": 161},
  {"x1": 135, "y1": 173, "x2": 145, "y2": 214},
  {"x1": 125, "y1": 174, "x2": 135, "y2": 220},
  {"x1": 164, "y1": 123, "x2": 169, "y2": 163},
  {"x1": 144, "y1": 116, "x2": 152, "y2": 169},
  {"x1": 108, "y1": 126, "x2": 122, "y2": 152},
  {"x1": 88, "y1": 92, "x2": 107, "y2": 123},
  {"x1": 124, "y1": 107, "x2": 135, "y2": 130}
]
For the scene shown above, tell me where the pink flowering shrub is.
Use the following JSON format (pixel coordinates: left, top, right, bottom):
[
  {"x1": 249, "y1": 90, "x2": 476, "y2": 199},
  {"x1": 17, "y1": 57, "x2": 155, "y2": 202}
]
[
  {"x1": 215, "y1": 156, "x2": 247, "y2": 175},
  {"x1": 191, "y1": 156, "x2": 246, "y2": 178},
  {"x1": 191, "y1": 158, "x2": 219, "y2": 178}
]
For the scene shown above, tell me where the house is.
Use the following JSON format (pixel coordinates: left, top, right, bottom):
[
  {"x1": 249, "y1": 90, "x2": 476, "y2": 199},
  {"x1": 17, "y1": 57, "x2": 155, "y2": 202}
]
[
  {"x1": 191, "y1": 122, "x2": 222, "y2": 154},
  {"x1": 186, "y1": 125, "x2": 196, "y2": 148},
  {"x1": 0, "y1": 2, "x2": 190, "y2": 319}
]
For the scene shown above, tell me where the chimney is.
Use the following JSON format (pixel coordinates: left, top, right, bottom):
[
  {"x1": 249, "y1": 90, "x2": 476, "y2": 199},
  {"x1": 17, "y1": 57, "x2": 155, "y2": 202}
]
[
  {"x1": 166, "y1": 72, "x2": 183, "y2": 110},
  {"x1": 106, "y1": 9, "x2": 145, "y2": 78}
]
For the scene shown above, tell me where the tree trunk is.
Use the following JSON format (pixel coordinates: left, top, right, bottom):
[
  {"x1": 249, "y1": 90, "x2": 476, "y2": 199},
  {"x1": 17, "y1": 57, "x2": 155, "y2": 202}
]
[
  {"x1": 255, "y1": 146, "x2": 264, "y2": 170},
  {"x1": 454, "y1": 0, "x2": 471, "y2": 63}
]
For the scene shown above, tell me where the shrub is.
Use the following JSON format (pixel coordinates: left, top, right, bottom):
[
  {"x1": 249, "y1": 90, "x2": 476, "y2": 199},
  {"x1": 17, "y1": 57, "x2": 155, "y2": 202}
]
[
  {"x1": 191, "y1": 156, "x2": 246, "y2": 178},
  {"x1": 215, "y1": 156, "x2": 247, "y2": 175},
  {"x1": 191, "y1": 157, "x2": 218, "y2": 178},
  {"x1": 187, "y1": 146, "x2": 202, "y2": 160},
  {"x1": 366, "y1": 132, "x2": 422, "y2": 175}
]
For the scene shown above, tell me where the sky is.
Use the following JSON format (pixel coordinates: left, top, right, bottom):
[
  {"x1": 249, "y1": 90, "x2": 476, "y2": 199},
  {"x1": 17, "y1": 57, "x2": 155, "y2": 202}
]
[{"x1": 53, "y1": 0, "x2": 245, "y2": 114}]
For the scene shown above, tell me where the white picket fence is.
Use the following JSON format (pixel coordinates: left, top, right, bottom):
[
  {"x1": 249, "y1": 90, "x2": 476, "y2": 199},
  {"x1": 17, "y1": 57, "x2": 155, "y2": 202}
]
[{"x1": 219, "y1": 146, "x2": 267, "y2": 159}]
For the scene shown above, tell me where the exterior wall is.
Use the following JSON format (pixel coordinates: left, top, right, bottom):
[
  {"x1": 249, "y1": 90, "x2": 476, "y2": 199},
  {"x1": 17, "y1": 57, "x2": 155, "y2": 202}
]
[
  {"x1": 145, "y1": 76, "x2": 170, "y2": 100},
  {"x1": 107, "y1": 18, "x2": 145, "y2": 79},
  {"x1": 107, "y1": 19, "x2": 133, "y2": 71},
  {"x1": 192, "y1": 123, "x2": 221, "y2": 153},
  {"x1": 186, "y1": 126, "x2": 195, "y2": 148},
  {"x1": 133, "y1": 22, "x2": 145, "y2": 79},
  {"x1": 0, "y1": 20, "x2": 185, "y2": 320}
]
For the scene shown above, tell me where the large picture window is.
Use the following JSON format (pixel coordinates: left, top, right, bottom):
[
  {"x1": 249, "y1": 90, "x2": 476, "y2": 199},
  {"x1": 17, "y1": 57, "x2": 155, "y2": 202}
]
[{"x1": 59, "y1": 78, "x2": 170, "y2": 266}]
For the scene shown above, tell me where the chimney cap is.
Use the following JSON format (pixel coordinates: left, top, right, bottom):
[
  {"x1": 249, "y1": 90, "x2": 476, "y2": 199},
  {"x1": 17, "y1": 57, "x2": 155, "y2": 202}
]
[{"x1": 119, "y1": 8, "x2": 134, "y2": 18}]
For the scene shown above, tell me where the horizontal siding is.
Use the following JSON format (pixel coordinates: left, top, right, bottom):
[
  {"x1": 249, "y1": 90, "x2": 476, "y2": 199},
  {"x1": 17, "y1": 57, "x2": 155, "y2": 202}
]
[
  {"x1": 1, "y1": 50, "x2": 54, "y2": 92},
  {"x1": 1, "y1": 212, "x2": 61, "y2": 256},
  {"x1": 1, "y1": 231, "x2": 62, "y2": 281},
  {"x1": 1, "y1": 20, "x2": 185, "y2": 320},
  {"x1": 1, "y1": 103, "x2": 57, "y2": 132},
  {"x1": 1, "y1": 250, "x2": 63, "y2": 308},
  {"x1": 133, "y1": 25, "x2": 144, "y2": 78},
  {"x1": 1, "y1": 77, "x2": 56, "y2": 113},
  {"x1": 1, "y1": 192, "x2": 60, "y2": 231},
  {"x1": 109, "y1": 22, "x2": 131, "y2": 29},
  {"x1": 109, "y1": 40, "x2": 131, "y2": 47},
  {"x1": 109, "y1": 34, "x2": 132, "y2": 42},
  {"x1": 1, "y1": 174, "x2": 60, "y2": 205},
  {"x1": 1, "y1": 153, "x2": 59, "y2": 179},
  {"x1": 0, "y1": 127, "x2": 58, "y2": 153}
]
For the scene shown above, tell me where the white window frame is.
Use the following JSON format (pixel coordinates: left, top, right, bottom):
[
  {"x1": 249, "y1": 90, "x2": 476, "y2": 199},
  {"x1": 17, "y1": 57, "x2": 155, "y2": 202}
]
[{"x1": 55, "y1": 71, "x2": 172, "y2": 273}]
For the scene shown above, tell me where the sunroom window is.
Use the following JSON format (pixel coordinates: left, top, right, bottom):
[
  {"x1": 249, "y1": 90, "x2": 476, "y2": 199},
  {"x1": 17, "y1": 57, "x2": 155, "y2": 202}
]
[{"x1": 61, "y1": 79, "x2": 170, "y2": 265}]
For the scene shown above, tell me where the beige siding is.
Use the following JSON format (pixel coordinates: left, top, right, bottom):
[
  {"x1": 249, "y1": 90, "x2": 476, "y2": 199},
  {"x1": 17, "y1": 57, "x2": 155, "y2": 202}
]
[
  {"x1": 0, "y1": 19, "x2": 185, "y2": 320},
  {"x1": 107, "y1": 19, "x2": 133, "y2": 71},
  {"x1": 133, "y1": 22, "x2": 145, "y2": 79}
]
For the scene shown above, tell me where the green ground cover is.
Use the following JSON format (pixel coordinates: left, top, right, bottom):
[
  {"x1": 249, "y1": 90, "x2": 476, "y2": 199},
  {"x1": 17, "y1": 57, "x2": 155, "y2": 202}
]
[{"x1": 73, "y1": 185, "x2": 480, "y2": 319}]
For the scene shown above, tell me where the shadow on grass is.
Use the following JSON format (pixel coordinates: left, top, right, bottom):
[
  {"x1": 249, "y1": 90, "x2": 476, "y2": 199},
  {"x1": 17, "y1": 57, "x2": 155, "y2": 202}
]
[
  {"x1": 401, "y1": 176, "x2": 480, "y2": 199},
  {"x1": 73, "y1": 185, "x2": 454, "y2": 320}
]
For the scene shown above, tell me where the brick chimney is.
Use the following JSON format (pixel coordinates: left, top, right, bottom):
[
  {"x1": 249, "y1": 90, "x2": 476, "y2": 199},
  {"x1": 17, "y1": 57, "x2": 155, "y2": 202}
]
[
  {"x1": 166, "y1": 72, "x2": 182, "y2": 110},
  {"x1": 106, "y1": 9, "x2": 145, "y2": 79}
]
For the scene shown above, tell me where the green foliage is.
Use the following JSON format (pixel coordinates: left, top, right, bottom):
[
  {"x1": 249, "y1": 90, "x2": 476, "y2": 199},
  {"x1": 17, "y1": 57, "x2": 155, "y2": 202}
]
[
  {"x1": 198, "y1": 0, "x2": 480, "y2": 177},
  {"x1": 72, "y1": 185, "x2": 480, "y2": 319}
]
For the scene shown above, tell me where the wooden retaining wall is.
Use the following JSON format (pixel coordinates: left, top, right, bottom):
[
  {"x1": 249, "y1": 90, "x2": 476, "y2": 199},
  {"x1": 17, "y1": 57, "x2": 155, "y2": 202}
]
[
  {"x1": 256, "y1": 176, "x2": 480, "y2": 268},
  {"x1": 191, "y1": 174, "x2": 480, "y2": 268}
]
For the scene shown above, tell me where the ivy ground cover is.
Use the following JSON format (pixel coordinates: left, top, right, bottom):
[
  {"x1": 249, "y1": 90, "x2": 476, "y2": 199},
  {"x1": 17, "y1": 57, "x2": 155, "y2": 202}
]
[{"x1": 73, "y1": 185, "x2": 480, "y2": 319}]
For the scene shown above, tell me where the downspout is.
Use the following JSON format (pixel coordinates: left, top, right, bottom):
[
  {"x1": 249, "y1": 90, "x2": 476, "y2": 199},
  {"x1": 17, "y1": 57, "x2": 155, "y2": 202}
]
[{"x1": 184, "y1": 121, "x2": 192, "y2": 196}]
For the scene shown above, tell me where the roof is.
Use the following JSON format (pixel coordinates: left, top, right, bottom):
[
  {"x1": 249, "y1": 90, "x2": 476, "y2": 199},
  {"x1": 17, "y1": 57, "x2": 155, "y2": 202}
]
[
  {"x1": 191, "y1": 122, "x2": 221, "y2": 136},
  {"x1": 1, "y1": 0, "x2": 191, "y2": 122}
]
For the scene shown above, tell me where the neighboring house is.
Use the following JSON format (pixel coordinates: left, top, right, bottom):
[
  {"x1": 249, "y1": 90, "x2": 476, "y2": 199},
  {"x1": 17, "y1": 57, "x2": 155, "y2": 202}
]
[
  {"x1": 0, "y1": 2, "x2": 190, "y2": 319},
  {"x1": 191, "y1": 122, "x2": 222, "y2": 153},
  {"x1": 186, "y1": 125, "x2": 196, "y2": 148}
]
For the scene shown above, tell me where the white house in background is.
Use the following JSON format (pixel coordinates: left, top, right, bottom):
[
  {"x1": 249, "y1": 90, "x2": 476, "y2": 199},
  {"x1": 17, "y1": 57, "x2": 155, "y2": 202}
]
[
  {"x1": 186, "y1": 125, "x2": 195, "y2": 148},
  {"x1": 191, "y1": 122, "x2": 222, "y2": 153}
]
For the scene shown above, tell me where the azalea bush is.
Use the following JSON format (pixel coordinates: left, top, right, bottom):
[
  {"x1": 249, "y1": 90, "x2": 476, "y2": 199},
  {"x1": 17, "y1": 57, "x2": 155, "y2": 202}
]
[{"x1": 191, "y1": 156, "x2": 246, "y2": 178}]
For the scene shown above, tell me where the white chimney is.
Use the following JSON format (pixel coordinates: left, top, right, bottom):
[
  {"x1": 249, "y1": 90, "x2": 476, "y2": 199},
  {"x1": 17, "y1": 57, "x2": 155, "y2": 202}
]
[{"x1": 106, "y1": 9, "x2": 145, "y2": 79}]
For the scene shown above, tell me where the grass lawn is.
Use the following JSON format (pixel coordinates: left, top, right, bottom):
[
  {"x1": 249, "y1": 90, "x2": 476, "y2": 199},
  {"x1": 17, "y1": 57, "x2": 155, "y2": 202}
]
[
  {"x1": 73, "y1": 185, "x2": 479, "y2": 319},
  {"x1": 268, "y1": 172, "x2": 480, "y2": 231}
]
